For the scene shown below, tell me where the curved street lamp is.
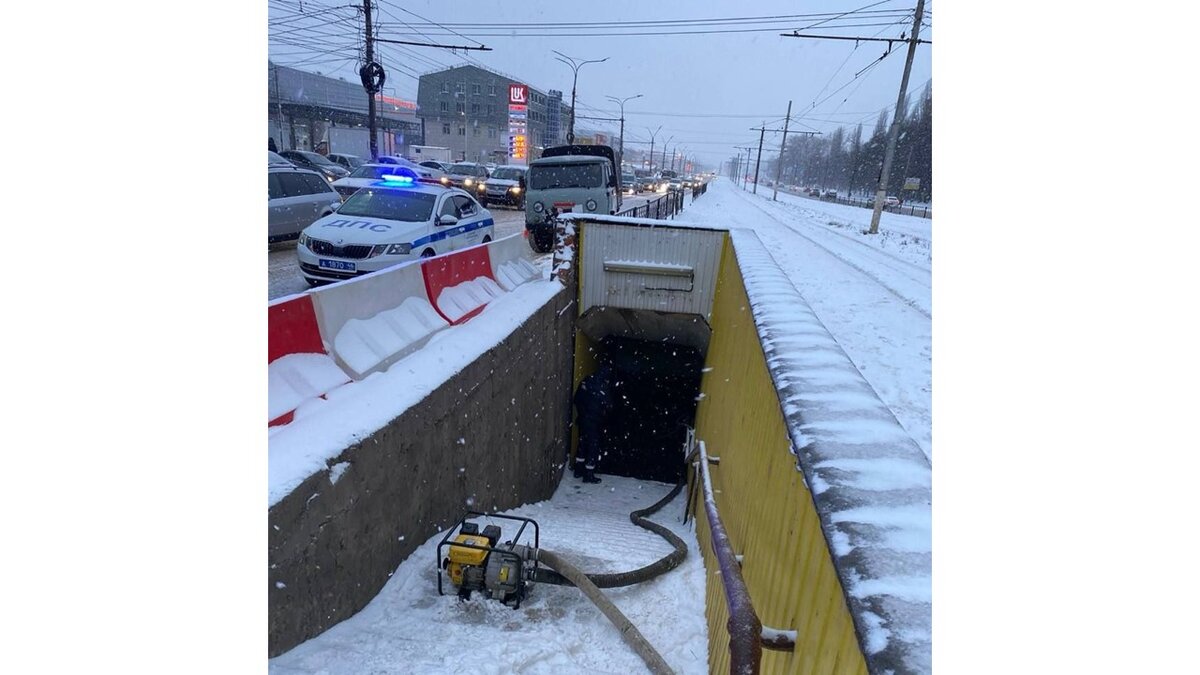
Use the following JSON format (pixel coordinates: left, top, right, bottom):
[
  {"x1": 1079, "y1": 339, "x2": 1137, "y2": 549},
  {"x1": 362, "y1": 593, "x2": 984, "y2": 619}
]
[
  {"x1": 553, "y1": 50, "x2": 608, "y2": 144},
  {"x1": 646, "y1": 125, "x2": 662, "y2": 171},
  {"x1": 606, "y1": 93, "x2": 642, "y2": 165}
]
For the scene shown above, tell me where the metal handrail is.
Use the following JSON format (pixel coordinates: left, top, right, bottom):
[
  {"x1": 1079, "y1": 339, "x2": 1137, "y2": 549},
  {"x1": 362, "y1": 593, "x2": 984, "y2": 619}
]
[
  {"x1": 616, "y1": 189, "x2": 689, "y2": 219},
  {"x1": 690, "y1": 436, "x2": 797, "y2": 673}
]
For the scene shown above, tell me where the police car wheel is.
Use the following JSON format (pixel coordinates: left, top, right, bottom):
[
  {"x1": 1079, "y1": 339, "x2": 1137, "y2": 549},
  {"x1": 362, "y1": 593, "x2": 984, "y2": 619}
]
[
  {"x1": 421, "y1": 248, "x2": 437, "y2": 258},
  {"x1": 482, "y1": 235, "x2": 492, "y2": 243}
]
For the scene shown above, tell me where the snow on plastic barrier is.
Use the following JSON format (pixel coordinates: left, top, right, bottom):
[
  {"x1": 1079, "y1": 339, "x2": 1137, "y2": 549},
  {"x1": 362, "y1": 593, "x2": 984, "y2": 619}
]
[
  {"x1": 267, "y1": 294, "x2": 351, "y2": 426},
  {"x1": 268, "y1": 235, "x2": 543, "y2": 427},
  {"x1": 487, "y1": 231, "x2": 542, "y2": 290},
  {"x1": 420, "y1": 243, "x2": 498, "y2": 324},
  {"x1": 309, "y1": 260, "x2": 449, "y2": 380}
]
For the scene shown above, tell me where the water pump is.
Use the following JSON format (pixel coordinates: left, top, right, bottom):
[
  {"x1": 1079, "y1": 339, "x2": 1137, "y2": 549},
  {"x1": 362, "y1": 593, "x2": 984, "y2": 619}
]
[{"x1": 437, "y1": 512, "x2": 541, "y2": 609}]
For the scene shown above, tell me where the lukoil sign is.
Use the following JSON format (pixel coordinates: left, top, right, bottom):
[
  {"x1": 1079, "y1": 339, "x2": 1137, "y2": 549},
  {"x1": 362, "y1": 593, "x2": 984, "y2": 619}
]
[{"x1": 509, "y1": 84, "x2": 529, "y2": 106}]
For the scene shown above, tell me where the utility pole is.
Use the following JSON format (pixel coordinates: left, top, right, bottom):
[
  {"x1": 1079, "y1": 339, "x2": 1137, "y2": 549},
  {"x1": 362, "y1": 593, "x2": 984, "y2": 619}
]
[
  {"x1": 752, "y1": 122, "x2": 766, "y2": 194},
  {"x1": 737, "y1": 146, "x2": 755, "y2": 190},
  {"x1": 772, "y1": 100, "x2": 792, "y2": 201},
  {"x1": 272, "y1": 63, "x2": 286, "y2": 149},
  {"x1": 869, "y1": 0, "x2": 925, "y2": 233},
  {"x1": 362, "y1": 0, "x2": 377, "y2": 160},
  {"x1": 661, "y1": 136, "x2": 673, "y2": 174}
]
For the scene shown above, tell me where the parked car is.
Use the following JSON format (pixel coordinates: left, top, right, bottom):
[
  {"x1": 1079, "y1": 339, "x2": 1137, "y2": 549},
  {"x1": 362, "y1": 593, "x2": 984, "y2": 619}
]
[
  {"x1": 269, "y1": 165, "x2": 341, "y2": 242},
  {"x1": 278, "y1": 150, "x2": 350, "y2": 182},
  {"x1": 330, "y1": 163, "x2": 425, "y2": 201},
  {"x1": 419, "y1": 160, "x2": 451, "y2": 173},
  {"x1": 327, "y1": 153, "x2": 366, "y2": 171},
  {"x1": 480, "y1": 165, "x2": 527, "y2": 208},
  {"x1": 822, "y1": 189, "x2": 838, "y2": 200},
  {"x1": 884, "y1": 196, "x2": 901, "y2": 209},
  {"x1": 296, "y1": 171, "x2": 494, "y2": 285},
  {"x1": 268, "y1": 150, "x2": 293, "y2": 167},
  {"x1": 376, "y1": 156, "x2": 445, "y2": 180}
]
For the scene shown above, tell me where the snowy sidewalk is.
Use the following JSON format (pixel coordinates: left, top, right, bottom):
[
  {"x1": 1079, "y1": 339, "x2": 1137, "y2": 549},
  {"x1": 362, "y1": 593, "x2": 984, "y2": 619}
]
[{"x1": 269, "y1": 475, "x2": 710, "y2": 674}]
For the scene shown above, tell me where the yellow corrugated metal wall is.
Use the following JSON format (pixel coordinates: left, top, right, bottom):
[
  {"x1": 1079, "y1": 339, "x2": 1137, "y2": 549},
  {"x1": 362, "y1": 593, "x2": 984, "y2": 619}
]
[{"x1": 691, "y1": 237, "x2": 867, "y2": 675}]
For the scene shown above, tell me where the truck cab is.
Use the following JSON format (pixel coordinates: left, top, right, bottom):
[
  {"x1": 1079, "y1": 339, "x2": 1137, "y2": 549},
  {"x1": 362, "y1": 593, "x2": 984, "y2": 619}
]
[{"x1": 524, "y1": 145, "x2": 621, "y2": 253}]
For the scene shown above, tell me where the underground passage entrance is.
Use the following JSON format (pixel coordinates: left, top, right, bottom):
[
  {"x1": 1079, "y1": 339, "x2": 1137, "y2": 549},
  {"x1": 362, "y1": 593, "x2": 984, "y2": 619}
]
[
  {"x1": 575, "y1": 305, "x2": 710, "y2": 484},
  {"x1": 594, "y1": 335, "x2": 703, "y2": 483}
]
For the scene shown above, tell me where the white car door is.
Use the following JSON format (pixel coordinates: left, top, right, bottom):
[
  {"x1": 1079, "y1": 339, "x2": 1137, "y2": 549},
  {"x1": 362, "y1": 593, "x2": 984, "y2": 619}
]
[
  {"x1": 450, "y1": 195, "x2": 489, "y2": 250},
  {"x1": 430, "y1": 195, "x2": 461, "y2": 256}
]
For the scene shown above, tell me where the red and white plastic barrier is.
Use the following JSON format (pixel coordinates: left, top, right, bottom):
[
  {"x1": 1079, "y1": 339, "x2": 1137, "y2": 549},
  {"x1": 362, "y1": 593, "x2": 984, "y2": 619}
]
[
  {"x1": 311, "y1": 261, "x2": 448, "y2": 380},
  {"x1": 488, "y1": 232, "x2": 542, "y2": 291},
  {"x1": 267, "y1": 294, "x2": 352, "y2": 427},
  {"x1": 267, "y1": 233, "x2": 540, "y2": 427}
]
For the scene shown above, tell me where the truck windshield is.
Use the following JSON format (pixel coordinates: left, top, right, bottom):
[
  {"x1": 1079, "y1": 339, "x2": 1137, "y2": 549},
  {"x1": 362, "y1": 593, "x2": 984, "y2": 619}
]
[
  {"x1": 530, "y1": 164, "x2": 604, "y2": 190},
  {"x1": 337, "y1": 189, "x2": 436, "y2": 222}
]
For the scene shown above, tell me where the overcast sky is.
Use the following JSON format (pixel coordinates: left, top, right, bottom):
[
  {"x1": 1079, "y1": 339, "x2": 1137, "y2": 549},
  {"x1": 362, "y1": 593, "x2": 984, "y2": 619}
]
[{"x1": 268, "y1": 0, "x2": 932, "y2": 169}]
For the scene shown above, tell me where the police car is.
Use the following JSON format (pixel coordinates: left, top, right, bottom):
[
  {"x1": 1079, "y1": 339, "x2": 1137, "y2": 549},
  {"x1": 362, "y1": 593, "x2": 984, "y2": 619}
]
[{"x1": 296, "y1": 170, "x2": 494, "y2": 285}]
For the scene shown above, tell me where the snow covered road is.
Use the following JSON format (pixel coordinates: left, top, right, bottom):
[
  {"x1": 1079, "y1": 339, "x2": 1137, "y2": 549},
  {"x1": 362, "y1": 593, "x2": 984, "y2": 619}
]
[
  {"x1": 269, "y1": 475, "x2": 709, "y2": 674},
  {"x1": 687, "y1": 179, "x2": 933, "y2": 460}
]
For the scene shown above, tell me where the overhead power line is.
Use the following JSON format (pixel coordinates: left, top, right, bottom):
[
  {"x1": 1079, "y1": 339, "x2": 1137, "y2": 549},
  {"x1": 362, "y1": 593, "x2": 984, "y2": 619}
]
[
  {"x1": 381, "y1": 21, "x2": 912, "y2": 39},
  {"x1": 390, "y1": 6, "x2": 905, "y2": 28}
]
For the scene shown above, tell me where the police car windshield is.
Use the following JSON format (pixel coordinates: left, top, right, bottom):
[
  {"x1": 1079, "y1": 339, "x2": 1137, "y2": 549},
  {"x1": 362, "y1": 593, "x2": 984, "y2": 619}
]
[
  {"x1": 350, "y1": 165, "x2": 411, "y2": 179},
  {"x1": 491, "y1": 168, "x2": 524, "y2": 180},
  {"x1": 337, "y1": 189, "x2": 437, "y2": 222},
  {"x1": 530, "y1": 164, "x2": 604, "y2": 190}
]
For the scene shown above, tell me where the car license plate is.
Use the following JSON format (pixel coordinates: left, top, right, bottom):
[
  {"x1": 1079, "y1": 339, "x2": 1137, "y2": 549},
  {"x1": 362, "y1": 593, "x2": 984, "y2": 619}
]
[{"x1": 319, "y1": 259, "x2": 356, "y2": 272}]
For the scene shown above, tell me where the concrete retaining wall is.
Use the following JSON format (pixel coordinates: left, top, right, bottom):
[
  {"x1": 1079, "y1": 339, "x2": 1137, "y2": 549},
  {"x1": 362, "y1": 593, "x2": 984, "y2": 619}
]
[{"x1": 267, "y1": 287, "x2": 576, "y2": 656}]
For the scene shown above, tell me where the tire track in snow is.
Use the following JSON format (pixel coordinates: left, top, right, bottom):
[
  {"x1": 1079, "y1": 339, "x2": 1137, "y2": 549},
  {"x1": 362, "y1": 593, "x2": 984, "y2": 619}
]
[{"x1": 733, "y1": 191, "x2": 932, "y2": 319}]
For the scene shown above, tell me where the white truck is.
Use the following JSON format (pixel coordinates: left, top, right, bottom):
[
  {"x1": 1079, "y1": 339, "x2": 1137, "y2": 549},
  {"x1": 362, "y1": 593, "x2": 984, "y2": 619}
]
[{"x1": 409, "y1": 145, "x2": 452, "y2": 164}]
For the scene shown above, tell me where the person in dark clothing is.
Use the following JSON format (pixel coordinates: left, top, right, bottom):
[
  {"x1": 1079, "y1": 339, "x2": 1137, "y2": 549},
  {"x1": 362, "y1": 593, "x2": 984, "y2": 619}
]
[{"x1": 573, "y1": 361, "x2": 614, "y2": 483}]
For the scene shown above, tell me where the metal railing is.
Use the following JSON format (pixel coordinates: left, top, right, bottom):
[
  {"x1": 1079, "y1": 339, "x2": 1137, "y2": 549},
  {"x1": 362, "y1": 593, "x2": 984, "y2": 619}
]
[
  {"x1": 616, "y1": 188, "x2": 687, "y2": 219},
  {"x1": 685, "y1": 431, "x2": 796, "y2": 674},
  {"x1": 769, "y1": 186, "x2": 932, "y2": 219}
]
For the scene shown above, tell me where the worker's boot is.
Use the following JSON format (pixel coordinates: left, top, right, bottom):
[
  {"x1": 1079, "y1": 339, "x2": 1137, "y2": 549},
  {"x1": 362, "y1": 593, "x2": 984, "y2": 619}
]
[{"x1": 582, "y1": 466, "x2": 601, "y2": 484}]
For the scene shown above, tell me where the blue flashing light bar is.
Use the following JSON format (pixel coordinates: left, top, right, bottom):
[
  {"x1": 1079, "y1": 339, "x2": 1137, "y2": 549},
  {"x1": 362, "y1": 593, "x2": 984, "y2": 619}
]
[{"x1": 379, "y1": 174, "x2": 415, "y2": 185}]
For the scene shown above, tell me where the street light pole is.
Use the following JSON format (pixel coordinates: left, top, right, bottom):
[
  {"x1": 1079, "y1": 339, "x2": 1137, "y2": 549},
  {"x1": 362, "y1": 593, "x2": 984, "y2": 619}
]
[
  {"x1": 647, "y1": 125, "x2": 662, "y2": 172},
  {"x1": 553, "y1": 51, "x2": 608, "y2": 144},
  {"x1": 661, "y1": 136, "x2": 674, "y2": 174},
  {"x1": 606, "y1": 93, "x2": 642, "y2": 166}
]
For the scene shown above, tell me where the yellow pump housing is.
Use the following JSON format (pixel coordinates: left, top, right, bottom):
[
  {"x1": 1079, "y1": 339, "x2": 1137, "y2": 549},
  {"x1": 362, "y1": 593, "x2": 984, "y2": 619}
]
[{"x1": 446, "y1": 534, "x2": 490, "y2": 586}]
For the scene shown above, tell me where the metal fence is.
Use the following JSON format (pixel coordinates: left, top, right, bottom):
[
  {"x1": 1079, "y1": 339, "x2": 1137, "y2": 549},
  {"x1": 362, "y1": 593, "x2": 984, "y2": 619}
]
[
  {"x1": 777, "y1": 188, "x2": 932, "y2": 219},
  {"x1": 616, "y1": 188, "x2": 687, "y2": 219}
]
